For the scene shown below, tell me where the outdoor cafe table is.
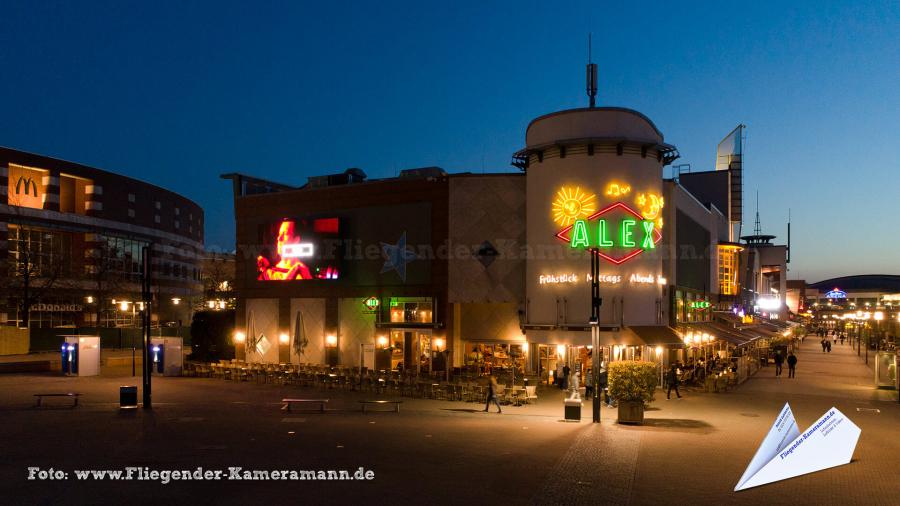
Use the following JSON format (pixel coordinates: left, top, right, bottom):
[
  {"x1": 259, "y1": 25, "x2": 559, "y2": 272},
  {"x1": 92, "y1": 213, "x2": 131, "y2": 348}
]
[{"x1": 507, "y1": 386, "x2": 526, "y2": 406}]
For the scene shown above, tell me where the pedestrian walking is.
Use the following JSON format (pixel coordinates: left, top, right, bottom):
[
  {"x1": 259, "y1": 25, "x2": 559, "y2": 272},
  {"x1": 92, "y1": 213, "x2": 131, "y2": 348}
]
[
  {"x1": 826, "y1": 340, "x2": 832, "y2": 353},
  {"x1": 787, "y1": 352, "x2": 798, "y2": 378},
  {"x1": 482, "y1": 375, "x2": 502, "y2": 414},
  {"x1": 774, "y1": 352, "x2": 784, "y2": 377},
  {"x1": 821, "y1": 339, "x2": 827, "y2": 353},
  {"x1": 598, "y1": 362, "x2": 613, "y2": 407},
  {"x1": 666, "y1": 365, "x2": 682, "y2": 400},
  {"x1": 840, "y1": 333, "x2": 845, "y2": 345}
]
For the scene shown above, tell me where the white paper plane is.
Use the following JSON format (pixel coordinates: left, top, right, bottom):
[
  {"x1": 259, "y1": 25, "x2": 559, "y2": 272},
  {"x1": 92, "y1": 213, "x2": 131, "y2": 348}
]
[{"x1": 735, "y1": 403, "x2": 861, "y2": 491}]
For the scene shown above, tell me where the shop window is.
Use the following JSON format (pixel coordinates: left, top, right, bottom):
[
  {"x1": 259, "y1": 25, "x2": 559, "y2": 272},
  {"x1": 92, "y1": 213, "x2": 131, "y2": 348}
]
[
  {"x1": 388, "y1": 297, "x2": 433, "y2": 323},
  {"x1": 465, "y1": 343, "x2": 524, "y2": 375}
]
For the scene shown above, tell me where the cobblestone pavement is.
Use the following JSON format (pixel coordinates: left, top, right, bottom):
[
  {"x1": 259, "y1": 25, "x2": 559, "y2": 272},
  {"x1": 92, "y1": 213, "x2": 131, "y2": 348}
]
[
  {"x1": 531, "y1": 420, "x2": 640, "y2": 505},
  {"x1": 0, "y1": 336, "x2": 897, "y2": 505}
]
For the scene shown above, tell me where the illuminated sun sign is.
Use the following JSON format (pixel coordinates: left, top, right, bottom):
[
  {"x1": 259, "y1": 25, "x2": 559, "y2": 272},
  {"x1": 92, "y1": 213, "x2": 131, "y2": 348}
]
[
  {"x1": 552, "y1": 186, "x2": 596, "y2": 226},
  {"x1": 556, "y1": 201, "x2": 662, "y2": 264},
  {"x1": 257, "y1": 218, "x2": 340, "y2": 281}
]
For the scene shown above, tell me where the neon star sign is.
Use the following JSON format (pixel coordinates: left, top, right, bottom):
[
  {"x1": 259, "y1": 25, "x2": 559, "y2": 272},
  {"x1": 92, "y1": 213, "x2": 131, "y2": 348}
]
[{"x1": 555, "y1": 201, "x2": 662, "y2": 265}]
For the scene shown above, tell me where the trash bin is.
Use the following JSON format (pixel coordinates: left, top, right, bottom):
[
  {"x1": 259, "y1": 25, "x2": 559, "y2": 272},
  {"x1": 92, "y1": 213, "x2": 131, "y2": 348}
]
[
  {"x1": 564, "y1": 398, "x2": 582, "y2": 421},
  {"x1": 120, "y1": 385, "x2": 138, "y2": 409}
]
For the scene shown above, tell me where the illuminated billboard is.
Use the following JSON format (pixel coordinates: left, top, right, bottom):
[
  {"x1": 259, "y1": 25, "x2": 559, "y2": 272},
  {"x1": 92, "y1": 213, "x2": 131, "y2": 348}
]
[{"x1": 257, "y1": 218, "x2": 340, "y2": 281}]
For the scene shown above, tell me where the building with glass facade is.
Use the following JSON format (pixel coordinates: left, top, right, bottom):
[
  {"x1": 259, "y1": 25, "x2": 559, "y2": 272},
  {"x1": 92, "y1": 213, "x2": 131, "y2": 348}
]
[{"x1": 0, "y1": 147, "x2": 204, "y2": 328}]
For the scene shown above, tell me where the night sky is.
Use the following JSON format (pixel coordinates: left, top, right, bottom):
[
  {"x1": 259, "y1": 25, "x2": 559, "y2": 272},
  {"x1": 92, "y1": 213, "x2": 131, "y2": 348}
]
[{"x1": 1, "y1": 0, "x2": 897, "y2": 282}]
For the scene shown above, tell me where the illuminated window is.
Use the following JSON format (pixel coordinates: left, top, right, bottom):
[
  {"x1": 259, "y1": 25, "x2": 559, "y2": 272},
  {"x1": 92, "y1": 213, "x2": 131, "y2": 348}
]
[
  {"x1": 388, "y1": 297, "x2": 433, "y2": 323},
  {"x1": 718, "y1": 244, "x2": 742, "y2": 296},
  {"x1": 8, "y1": 226, "x2": 72, "y2": 277}
]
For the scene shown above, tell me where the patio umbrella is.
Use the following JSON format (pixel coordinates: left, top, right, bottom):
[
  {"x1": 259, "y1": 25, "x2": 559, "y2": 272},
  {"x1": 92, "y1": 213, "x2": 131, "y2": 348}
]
[
  {"x1": 292, "y1": 310, "x2": 308, "y2": 358},
  {"x1": 246, "y1": 309, "x2": 258, "y2": 358}
]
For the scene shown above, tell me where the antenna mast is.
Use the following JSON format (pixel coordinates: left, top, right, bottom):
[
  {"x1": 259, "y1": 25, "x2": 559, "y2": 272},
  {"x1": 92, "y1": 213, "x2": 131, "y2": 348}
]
[
  {"x1": 586, "y1": 33, "x2": 597, "y2": 108},
  {"x1": 753, "y1": 191, "x2": 761, "y2": 235}
]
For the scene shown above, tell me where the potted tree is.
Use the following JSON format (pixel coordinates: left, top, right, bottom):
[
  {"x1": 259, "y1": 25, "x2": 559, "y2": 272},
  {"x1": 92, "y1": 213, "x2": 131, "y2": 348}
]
[{"x1": 608, "y1": 360, "x2": 658, "y2": 425}]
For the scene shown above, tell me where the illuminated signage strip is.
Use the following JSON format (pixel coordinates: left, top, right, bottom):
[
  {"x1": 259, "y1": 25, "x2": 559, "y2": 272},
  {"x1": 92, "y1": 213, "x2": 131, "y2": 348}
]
[{"x1": 538, "y1": 273, "x2": 667, "y2": 286}]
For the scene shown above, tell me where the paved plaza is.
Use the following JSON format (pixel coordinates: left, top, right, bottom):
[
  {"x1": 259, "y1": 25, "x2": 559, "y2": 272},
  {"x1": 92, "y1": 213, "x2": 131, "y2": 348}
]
[{"x1": 0, "y1": 338, "x2": 897, "y2": 505}]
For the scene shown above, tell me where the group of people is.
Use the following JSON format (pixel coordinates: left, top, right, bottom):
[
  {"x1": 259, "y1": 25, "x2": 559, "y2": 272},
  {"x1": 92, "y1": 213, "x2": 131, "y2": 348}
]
[{"x1": 772, "y1": 351, "x2": 799, "y2": 378}]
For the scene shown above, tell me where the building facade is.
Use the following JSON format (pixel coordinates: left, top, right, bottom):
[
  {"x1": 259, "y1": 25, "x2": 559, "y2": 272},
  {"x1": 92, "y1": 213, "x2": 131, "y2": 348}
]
[
  {"x1": 226, "y1": 107, "x2": 786, "y2": 378},
  {"x1": 0, "y1": 147, "x2": 204, "y2": 328}
]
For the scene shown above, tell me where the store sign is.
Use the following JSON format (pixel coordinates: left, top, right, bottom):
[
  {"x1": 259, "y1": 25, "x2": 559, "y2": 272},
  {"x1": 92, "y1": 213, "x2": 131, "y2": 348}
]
[
  {"x1": 362, "y1": 296, "x2": 380, "y2": 312},
  {"x1": 690, "y1": 301, "x2": 712, "y2": 309},
  {"x1": 33, "y1": 303, "x2": 83, "y2": 312},
  {"x1": 824, "y1": 288, "x2": 846, "y2": 299},
  {"x1": 556, "y1": 202, "x2": 662, "y2": 264},
  {"x1": 538, "y1": 273, "x2": 665, "y2": 286},
  {"x1": 257, "y1": 218, "x2": 340, "y2": 281}
]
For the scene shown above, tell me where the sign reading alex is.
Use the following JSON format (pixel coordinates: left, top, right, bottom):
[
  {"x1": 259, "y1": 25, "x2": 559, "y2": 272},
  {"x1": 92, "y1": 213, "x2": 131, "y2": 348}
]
[{"x1": 555, "y1": 201, "x2": 662, "y2": 264}]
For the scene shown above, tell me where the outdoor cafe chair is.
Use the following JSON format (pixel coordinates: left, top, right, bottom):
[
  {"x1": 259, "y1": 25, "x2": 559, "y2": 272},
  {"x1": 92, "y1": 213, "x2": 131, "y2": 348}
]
[{"x1": 525, "y1": 385, "x2": 538, "y2": 404}]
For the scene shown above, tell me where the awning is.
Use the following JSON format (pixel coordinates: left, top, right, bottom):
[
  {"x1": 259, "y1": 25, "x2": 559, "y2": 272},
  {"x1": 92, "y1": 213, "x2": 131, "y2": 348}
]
[
  {"x1": 706, "y1": 322, "x2": 757, "y2": 346},
  {"x1": 523, "y1": 328, "x2": 641, "y2": 347},
  {"x1": 682, "y1": 322, "x2": 757, "y2": 347},
  {"x1": 628, "y1": 326, "x2": 685, "y2": 346}
]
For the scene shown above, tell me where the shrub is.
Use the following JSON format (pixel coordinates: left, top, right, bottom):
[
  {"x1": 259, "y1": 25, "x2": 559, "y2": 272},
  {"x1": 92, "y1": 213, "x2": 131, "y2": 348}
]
[{"x1": 608, "y1": 360, "x2": 658, "y2": 405}]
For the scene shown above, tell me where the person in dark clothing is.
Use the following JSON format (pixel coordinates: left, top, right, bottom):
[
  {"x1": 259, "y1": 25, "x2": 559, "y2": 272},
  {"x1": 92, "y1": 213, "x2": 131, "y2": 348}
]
[
  {"x1": 482, "y1": 375, "x2": 502, "y2": 413},
  {"x1": 787, "y1": 353, "x2": 798, "y2": 378},
  {"x1": 666, "y1": 365, "x2": 682, "y2": 400},
  {"x1": 597, "y1": 363, "x2": 613, "y2": 407},
  {"x1": 826, "y1": 340, "x2": 832, "y2": 353},
  {"x1": 840, "y1": 333, "x2": 845, "y2": 345},
  {"x1": 821, "y1": 339, "x2": 827, "y2": 352},
  {"x1": 774, "y1": 352, "x2": 784, "y2": 377},
  {"x1": 561, "y1": 364, "x2": 570, "y2": 390}
]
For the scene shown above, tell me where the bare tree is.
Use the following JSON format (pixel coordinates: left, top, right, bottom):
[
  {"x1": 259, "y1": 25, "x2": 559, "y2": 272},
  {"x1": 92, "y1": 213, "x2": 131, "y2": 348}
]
[
  {"x1": 83, "y1": 238, "x2": 127, "y2": 327},
  {"x1": 4, "y1": 202, "x2": 68, "y2": 328},
  {"x1": 200, "y1": 253, "x2": 235, "y2": 310}
]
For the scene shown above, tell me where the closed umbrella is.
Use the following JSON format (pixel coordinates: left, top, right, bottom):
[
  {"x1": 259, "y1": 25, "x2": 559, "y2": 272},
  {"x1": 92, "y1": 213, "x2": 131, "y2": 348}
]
[{"x1": 293, "y1": 310, "x2": 308, "y2": 358}]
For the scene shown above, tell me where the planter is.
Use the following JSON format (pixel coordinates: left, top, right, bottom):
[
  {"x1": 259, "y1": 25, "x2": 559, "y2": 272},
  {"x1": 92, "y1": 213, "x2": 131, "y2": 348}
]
[{"x1": 617, "y1": 400, "x2": 644, "y2": 425}]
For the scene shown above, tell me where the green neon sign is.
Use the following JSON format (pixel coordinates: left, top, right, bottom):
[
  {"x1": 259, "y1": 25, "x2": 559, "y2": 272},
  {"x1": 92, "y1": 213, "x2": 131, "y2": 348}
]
[{"x1": 569, "y1": 218, "x2": 657, "y2": 251}]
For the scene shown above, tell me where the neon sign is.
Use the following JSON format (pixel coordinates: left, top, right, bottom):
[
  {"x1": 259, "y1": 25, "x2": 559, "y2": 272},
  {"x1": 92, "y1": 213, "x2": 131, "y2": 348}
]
[
  {"x1": 690, "y1": 301, "x2": 712, "y2": 309},
  {"x1": 552, "y1": 186, "x2": 597, "y2": 226},
  {"x1": 605, "y1": 182, "x2": 631, "y2": 197},
  {"x1": 363, "y1": 296, "x2": 380, "y2": 311},
  {"x1": 257, "y1": 218, "x2": 340, "y2": 281},
  {"x1": 825, "y1": 288, "x2": 846, "y2": 299},
  {"x1": 538, "y1": 273, "x2": 666, "y2": 285},
  {"x1": 556, "y1": 202, "x2": 662, "y2": 264}
]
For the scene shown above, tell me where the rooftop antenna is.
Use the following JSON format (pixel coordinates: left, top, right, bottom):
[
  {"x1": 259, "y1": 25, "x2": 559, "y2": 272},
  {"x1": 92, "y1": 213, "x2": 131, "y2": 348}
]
[
  {"x1": 753, "y1": 191, "x2": 762, "y2": 235},
  {"x1": 586, "y1": 33, "x2": 597, "y2": 108},
  {"x1": 787, "y1": 208, "x2": 791, "y2": 264}
]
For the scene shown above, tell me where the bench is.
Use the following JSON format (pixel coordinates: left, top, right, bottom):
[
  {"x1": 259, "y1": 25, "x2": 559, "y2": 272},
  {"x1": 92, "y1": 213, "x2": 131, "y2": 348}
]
[
  {"x1": 359, "y1": 400, "x2": 402, "y2": 413},
  {"x1": 34, "y1": 393, "x2": 81, "y2": 408},
  {"x1": 281, "y1": 398, "x2": 328, "y2": 413}
]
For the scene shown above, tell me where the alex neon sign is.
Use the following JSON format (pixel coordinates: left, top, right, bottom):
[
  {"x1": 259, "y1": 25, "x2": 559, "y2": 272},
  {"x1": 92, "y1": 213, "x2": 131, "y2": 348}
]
[{"x1": 555, "y1": 202, "x2": 662, "y2": 264}]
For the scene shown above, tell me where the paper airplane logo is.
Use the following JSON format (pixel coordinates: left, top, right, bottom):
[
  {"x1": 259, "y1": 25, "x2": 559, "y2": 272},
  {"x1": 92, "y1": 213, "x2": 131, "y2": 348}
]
[{"x1": 735, "y1": 403, "x2": 861, "y2": 491}]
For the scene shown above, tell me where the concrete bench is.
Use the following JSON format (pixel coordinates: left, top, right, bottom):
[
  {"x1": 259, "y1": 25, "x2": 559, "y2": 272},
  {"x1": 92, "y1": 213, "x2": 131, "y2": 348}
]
[
  {"x1": 34, "y1": 393, "x2": 81, "y2": 408},
  {"x1": 281, "y1": 398, "x2": 328, "y2": 413},
  {"x1": 359, "y1": 400, "x2": 402, "y2": 413}
]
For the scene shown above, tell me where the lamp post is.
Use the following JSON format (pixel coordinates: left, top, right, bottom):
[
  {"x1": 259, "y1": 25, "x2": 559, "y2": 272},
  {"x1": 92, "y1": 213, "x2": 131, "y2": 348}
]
[{"x1": 589, "y1": 248, "x2": 601, "y2": 423}]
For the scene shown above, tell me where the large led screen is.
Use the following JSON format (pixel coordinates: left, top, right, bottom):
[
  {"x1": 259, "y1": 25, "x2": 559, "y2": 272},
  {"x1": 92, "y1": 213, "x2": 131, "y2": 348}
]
[{"x1": 256, "y1": 218, "x2": 340, "y2": 280}]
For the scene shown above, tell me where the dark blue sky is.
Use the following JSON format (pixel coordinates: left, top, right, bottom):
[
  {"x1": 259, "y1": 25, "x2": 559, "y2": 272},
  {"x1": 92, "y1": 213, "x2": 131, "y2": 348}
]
[{"x1": 1, "y1": 0, "x2": 897, "y2": 282}]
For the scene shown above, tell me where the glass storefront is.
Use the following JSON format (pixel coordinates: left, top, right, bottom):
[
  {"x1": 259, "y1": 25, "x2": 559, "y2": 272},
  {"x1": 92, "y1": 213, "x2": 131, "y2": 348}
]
[{"x1": 464, "y1": 342, "x2": 525, "y2": 375}]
